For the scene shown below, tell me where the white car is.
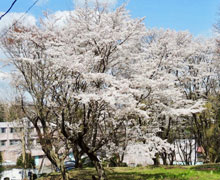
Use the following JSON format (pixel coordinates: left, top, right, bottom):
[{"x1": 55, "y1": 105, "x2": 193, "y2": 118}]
[{"x1": 1, "y1": 169, "x2": 23, "y2": 180}]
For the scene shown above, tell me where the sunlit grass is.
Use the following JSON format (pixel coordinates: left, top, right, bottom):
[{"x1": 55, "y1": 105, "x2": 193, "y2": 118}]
[{"x1": 39, "y1": 164, "x2": 220, "y2": 180}]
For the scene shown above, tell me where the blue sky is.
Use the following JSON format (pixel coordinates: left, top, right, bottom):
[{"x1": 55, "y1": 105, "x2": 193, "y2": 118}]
[
  {"x1": 0, "y1": 0, "x2": 219, "y2": 99},
  {"x1": 126, "y1": 0, "x2": 220, "y2": 36},
  {"x1": 0, "y1": 0, "x2": 220, "y2": 36}
]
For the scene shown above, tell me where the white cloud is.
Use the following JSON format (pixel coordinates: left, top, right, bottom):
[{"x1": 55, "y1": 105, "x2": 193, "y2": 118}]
[
  {"x1": 0, "y1": 12, "x2": 36, "y2": 100},
  {"x1": 0, "y1": 71, "x2": 11, "y2": 80},
  {"x1": 0, "y1": 12, "x2": 36, "y2": 33},
  {"x1": 36, "y1": 0, "x2": 49, "y2": 6},
  {"x1": 73, "y1": 0, "x2": 118, "y2": 8},
  {"x1": 42, "y1": 11, "x2": 73, "y2": 29}
]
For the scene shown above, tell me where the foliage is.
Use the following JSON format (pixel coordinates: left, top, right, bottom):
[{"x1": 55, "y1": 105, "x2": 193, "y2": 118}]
[
  {"x1": 190, "y1": 95, "x2": 220, "y2": 163},
  {"x1": 16, "y1": 153, "x2": 35, "y2": 169},
  {"x1": 5, "y1": 104, "x2": 25, "y2": 121},
  {"x1": 81, "y1": 157, "x2": 94, "y2": 168},
  {"x1": 0, "y1": 105, "x2": 5, "y2": 122},
  {"x1": 0, "y1": 1, "x2": 215, "y2": 179},
  {"x1": 39, "y1": 165, "x2": 220, "y2": 180},
  {"x1": 0, "y1": 102, "x2": 25, "y2": 122},
  {"x1": 0, "y1": 152, "x2": 3, "y2": 174}
]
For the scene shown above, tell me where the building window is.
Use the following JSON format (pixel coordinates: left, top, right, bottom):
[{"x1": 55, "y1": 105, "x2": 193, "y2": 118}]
[
  {"x1": 0, "y1": 140, "x2": 6, "y2": 146},
  {"x1": 0, "y1": 128, "x2": 6, "y2": 133},
  {"x1": 10, "y1": 128, "x2": 14, "y2": 133},
  {"x1": 10, "y1": 140, "x2": 20, "y2": 146}
]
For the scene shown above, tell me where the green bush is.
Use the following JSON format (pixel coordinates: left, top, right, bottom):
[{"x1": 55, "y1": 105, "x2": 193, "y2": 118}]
[
  {"x1": 108, "y1": 154, "x2": 128, "y2": 167},
  {"x1": 81, "y1": 157, "x2": 94, "y2": 167},
  {"x1": 16, "y1": 153, "x2": 35, "y2": 169},
  {"x1": 0, "y1": 151, "x2": 4, "y2": 174}
]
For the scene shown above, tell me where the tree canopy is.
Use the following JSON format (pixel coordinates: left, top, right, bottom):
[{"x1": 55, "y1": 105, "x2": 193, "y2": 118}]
[{"x1": 0, "y1": 2, "x2": 219, "y2": 180}]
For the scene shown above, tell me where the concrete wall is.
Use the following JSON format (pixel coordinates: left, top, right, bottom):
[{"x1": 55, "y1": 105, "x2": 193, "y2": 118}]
[{"x1": 0, "y1": 121, "x2": 51, "y2": 167}]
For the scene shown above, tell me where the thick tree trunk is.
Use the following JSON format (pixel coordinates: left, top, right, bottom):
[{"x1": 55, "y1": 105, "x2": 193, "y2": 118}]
[
  {"x1": 42, "y1": 147, "x2": 69, "y2": 180},
  {"x1": 33, "y1": 121, "x2": 69, "y2": 180},
  {"x1": 74, "y1": 154, "x2": 83, "y2": 168},
  {"x1": 93, "y1": 160, "x2": 106, "y2": 180},
  {"x1": 85, "y1": 151, "x2": 107, "y2": 180},
  {"x1": 72, "y1": 146, "x2": 83, "y2": 168},
  {"x1": 77, "y1": 137, "x2": 107, "y2": 180}
]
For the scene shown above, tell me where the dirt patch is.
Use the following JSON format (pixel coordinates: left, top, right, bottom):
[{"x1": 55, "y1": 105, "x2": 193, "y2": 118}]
[
  {"x1": 195, "y1": 167, "x2": 217, "y2": 171},
  {"x1": 164, "y1": 166, "x2": 187, "y2": 169}
]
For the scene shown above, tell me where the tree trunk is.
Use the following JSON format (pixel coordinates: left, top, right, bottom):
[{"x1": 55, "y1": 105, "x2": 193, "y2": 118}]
[
  {"x1": 41, "y1": 147, "x2": 69, "y2": 180},
  {"x1": 161, "y1": 152, "x2": 168, "y2": 165},
  {"x1": 152, "y1": 153, "x2": 160, "y2": 166},
  {"x1": 85, "y1": 151, "x2": 107, "y2": 180},
  {"x1": 168, "y1": 150, "x2": 175, "y2": 165},
  {"x1": 92, "y1": 159, "x2": 106, "y2": 180},
  {"x1": 60, "y1": 165, "x2": 69, "y2": 180},
  {"x1": 120, "y1": 152, "x2": 125, "y2": 164},
  {"x1": 77, "y1": 137, "x2": 107, "y2": 180},
  {"x1": 73, "y1": 146, "x2": 83, "y2": 168},
  {"x1": 74, "y1": 155, "x2": 83, "y2": 168}
]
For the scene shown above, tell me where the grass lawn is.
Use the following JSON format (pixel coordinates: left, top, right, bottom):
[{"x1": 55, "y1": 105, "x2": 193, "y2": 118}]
[{"x1": 39, "y1": 164, "x2": 220, "y2": 180}]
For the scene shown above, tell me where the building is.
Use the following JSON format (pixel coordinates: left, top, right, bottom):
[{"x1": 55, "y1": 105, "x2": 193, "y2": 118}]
[
  {"x1": 0, "y1": 120, "x2": 51, "y2": 167},
  {"x1": 122, "y1": 139, "x2": 204, "y2": 167}
]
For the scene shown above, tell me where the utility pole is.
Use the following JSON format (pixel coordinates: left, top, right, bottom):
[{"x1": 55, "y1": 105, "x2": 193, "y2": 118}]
[{"x1": 22, "y1": 126, "x2": 26, "y2": 179}]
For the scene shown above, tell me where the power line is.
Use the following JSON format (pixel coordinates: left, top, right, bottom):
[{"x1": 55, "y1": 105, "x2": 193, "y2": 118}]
[
  {"x1": 0, "y1": 0, "x2": 18, "y2": 21},
  {"x1": 22, "y1": 0, "x2": 39, "y2": 16},
  {"x1": 1, "y1": 0, "x2": 39, "y2": 38}
]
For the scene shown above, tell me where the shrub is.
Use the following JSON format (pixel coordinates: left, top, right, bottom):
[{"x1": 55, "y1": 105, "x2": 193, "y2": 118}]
[
  {"x1": 16, "y1": 153, "x2": 35, "y2": 169},
  {"x1": 0, "y1": 152, "x2": 3, "y2": 174}
]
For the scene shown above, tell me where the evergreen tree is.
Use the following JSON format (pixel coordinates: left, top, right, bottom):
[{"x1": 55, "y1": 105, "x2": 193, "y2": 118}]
[
  {"x1": 0, "y1": 152, "x2": 4, "y2": 175},
  {"x1": 16, "y1": 153, "x2": 35, "y2": 169}
]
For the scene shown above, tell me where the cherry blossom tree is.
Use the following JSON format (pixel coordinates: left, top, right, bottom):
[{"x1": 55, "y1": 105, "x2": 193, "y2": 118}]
[
  {"x1": 0, "y1": 3, "x2": 208, "y2": 180},
  {"x1": 144, "y1": 29, "x2": 218, "y2": 165},
  {"x1": 1, "y1": 24, "x2": 73, "y2": 180}
]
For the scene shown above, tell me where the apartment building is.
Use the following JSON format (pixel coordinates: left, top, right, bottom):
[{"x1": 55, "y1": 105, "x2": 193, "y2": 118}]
[{"x1": 0, "y1": 120, "x2": 50, "y2": 167}]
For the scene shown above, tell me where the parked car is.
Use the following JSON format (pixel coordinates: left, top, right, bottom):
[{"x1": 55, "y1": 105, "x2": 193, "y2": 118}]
[
  {"x1": 64, "y1": 160, "x2": 75, "y2": 171},
  {"x1": 0, "y1": 169, "x2": 23, "y2": 180},
  {"x1": 0, "y1": 168, "x2": 37, "y2": 180},
  {"x1": 56, "y1": 160, "x2": 75, "y2": 172}
]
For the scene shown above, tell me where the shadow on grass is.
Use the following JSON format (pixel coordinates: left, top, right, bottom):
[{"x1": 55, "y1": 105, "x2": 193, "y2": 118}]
[
  {"x1": 65, "y1": 169, "x2": 190, "y2": 180},
  {"x1": 190, "y1": 163, "x2": 220, "y2": 174},
  {"x1": 108, "y1": 171, "x2": 189, "y2": 180},
  {"x1": 146, "y1": 165, "x2": 187, "y2": 170},
  {"x1": 41, "y1": 165, "x2": 220, "y2": 180},
  {"x1": 39, "y1": 173, "x2": 60, "y2": 180}
]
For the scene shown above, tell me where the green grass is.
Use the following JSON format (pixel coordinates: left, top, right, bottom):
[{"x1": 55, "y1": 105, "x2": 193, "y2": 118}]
[{"x1": 39, "y1": 164, "x2": 220, "y2": 180}]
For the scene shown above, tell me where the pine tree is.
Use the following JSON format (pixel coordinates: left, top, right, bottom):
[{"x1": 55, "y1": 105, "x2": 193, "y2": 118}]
[{"x1": 0, "y1": 152, "x2": 4, "y2": 175}]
